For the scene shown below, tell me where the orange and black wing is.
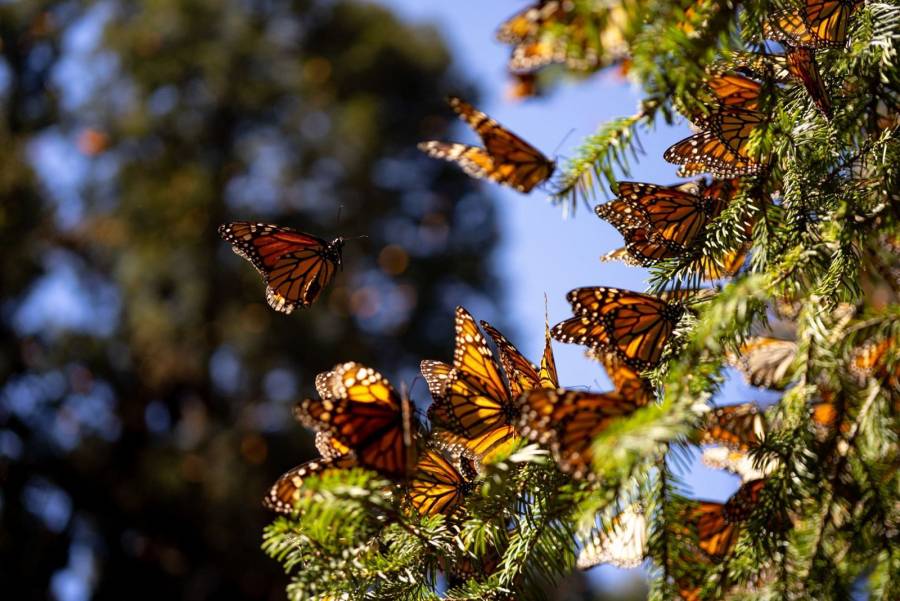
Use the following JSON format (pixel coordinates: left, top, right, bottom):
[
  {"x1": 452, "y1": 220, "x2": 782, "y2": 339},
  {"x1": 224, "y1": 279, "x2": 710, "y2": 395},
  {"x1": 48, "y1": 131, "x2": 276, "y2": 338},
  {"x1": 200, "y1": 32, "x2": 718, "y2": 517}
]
[
  {"x1": 556, "y1": 287, "x2": 684, "y2": 370},
  {"x1": 786, "y1": 46, "x2": 832, "y2": 118},
  {"x1": 691, "y1": 502, "x2": 739, "y2": 557},
  {"x1": 705, "y1": 73, "x2": 761, "y2": 111},
  {"x1": 296, "y1": 362, "x2": 417, "y2": 479},
  {"x1": 664, "y1": 128, "x2": 763, "y2": 178},
  {"x1": 263, "y1": 455, "x2": 356, "y2": 514},
  {"x1": 480, "y1": 320, "x2": 541, "y2": 396},
  {"x1": 595, "y1": 351, "x2": 655, "y2": 406},
  {"x1": 803, "y1": 0, "x2": 859, "y2": 48},
  {"x1": 408, "y1": 442, "x2": 479, "y2": 516},
  {"x1": 595, "y1": 198, "x2": 682, "y2": 266},
  {"x1": 518, "y1": 388, "x2": 638, "y2": 479},
  {"x1": 218, "y1": 222, "x2": 342, "y2": 313},
  {"x1": 418, "y1": 97, "x2": 554, "y2": 193},
  {"x1": 616, "y1": 181, "x2": 725, "y2": 246},
  {"x1": 698, "y1": 404, "x2": 766, "y2": 451},
  {"x1": 539, "y1": 320, "x2": 559, "y2": 389}
]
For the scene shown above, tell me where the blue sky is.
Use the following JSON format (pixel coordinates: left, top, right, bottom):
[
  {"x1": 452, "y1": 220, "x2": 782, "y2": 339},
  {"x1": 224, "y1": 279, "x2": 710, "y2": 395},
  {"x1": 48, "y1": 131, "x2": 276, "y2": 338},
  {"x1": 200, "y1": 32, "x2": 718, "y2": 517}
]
[{"x1": 372, "y1": 0, "x2": 769, "y2": 588}]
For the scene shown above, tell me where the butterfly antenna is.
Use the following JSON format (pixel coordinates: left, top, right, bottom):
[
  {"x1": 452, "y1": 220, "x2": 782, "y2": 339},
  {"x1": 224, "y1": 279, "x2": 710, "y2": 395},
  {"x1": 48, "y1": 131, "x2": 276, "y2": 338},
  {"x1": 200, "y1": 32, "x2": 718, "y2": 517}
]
[{"x1": 551, "y1": 128, "x2": 577, "y2": 159}]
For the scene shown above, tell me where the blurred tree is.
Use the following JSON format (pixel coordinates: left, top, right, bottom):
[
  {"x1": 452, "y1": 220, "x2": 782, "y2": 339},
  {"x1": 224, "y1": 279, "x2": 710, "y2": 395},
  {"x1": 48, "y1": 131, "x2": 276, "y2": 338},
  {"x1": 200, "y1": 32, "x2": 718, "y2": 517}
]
[{"x1": 0, "y1": 0, "x2": 500, "y2": 598}]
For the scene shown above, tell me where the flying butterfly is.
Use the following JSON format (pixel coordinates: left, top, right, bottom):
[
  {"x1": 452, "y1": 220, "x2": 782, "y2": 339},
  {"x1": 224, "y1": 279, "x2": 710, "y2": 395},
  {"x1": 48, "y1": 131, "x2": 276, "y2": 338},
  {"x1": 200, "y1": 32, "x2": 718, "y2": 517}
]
[
  {"x1": 422, "y1": 307, "x2": 519, "y2": 457},
  {"x1": 577, "y1": 504, "x2": 647, "y2": 570},
  {"x1": 407, "y1": 440, "x2": 480, "y2": 516},
  {"x1": 218, "y1": 221, "x2": 343, "y2": 313},
  {"x1": 552, "y1": 287, "x2": 686, "y2": 370},
  {"x1": 766, "y1": 0, "x2": 861, "y2": 49},
  {"x1": 518, "y1": 387, "x2": 640, "y2": 480},
  {"x1": 418, "y1": 96, "x2": 554, "y2": 193},
  {"x1": 295, "y1": 362, "x2": 418, "y2": 479}
]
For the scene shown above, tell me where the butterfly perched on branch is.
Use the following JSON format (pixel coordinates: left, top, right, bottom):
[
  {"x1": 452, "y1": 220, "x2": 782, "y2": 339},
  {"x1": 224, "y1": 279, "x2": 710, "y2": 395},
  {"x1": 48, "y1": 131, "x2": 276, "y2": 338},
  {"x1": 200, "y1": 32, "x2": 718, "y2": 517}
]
[
  {"x1": 418, "y1": 96, "x2": 554, "y2": 193},
  {"x1": 263, "y1": 435, "x2": 357, "y2": 514},
  {"x1": 218, "y1": 221, "x2": 343, "y2": 313},
  {"x1": 422, "y1": 307, "x2": 520, "y2": 458},
  {"x1": 595, "y1": 179, "x2": 737, "y2": 266},
  {"x1": 552, "y1": 287, "x2": 686, "y2": 370},
  {"x1": 294, "y1": 362, "x2": 419, "y2": 479},
  {"x1": 685, "y1": 479, "x2": 768, "y2": 558},
  {"x1": 480, "y1": 318, "x2": 559, "y2": 395},
  {"x1": 664, "y1": 107, "x2": 768, "y2": 178},
  {"x1": 407, "y1": 440, "x2": 480, "y2": 516},
  {"x1": 496, "y1": 1, "x2": 630, "y2": 73},
  {"x1": 517, "y1": 387, "x2": 640, "y2": 480},
  {"x1": 765, "y1": 0, "x2": 862, "y2": 49}
]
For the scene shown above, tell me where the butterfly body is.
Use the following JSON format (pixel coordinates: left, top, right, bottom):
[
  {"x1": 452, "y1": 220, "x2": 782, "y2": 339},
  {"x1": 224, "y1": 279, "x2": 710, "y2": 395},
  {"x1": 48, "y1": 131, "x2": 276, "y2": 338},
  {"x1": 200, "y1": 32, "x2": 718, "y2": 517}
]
[
  {"x1": 419, "y1": 97, "x2": 554, "y2": 193},
  {"x1": 219, "y1": 221, "x2": 343, "y2": 313}
]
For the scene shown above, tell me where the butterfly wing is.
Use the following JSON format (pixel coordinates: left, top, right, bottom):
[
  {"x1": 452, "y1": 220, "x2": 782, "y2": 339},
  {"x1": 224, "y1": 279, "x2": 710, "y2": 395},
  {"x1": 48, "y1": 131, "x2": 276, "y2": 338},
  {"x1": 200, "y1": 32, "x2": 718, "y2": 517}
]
[
  {"x1": 698, "y1": 404, "x2": 766, "y2": 451},
  {"x1": 518, "y1": 388, "x2": 638, "y2": 479},
  {"x1": 692, "y1": 502, "x2": 738, "y2": 557},
  {"x1": 446, "y1": 96, "x2": 554, "y2": 193},
  {"x1": 480, "y1": 320, "x2": 541, "y2": 396},
  {"x1": 539, "y1": 321, "x2": 559, "y2": 389},
  {"x1": 576, "y1": 504, "x2": 647, "y2": 569},
  {"x1": 595, "y1": 351, "x2": 655, "y2": 406},
  {"x1": 561, "y1": 287, "x2": 683, "y2": 370},
  {"x1": 664, "y1": 130, "x2": 763, "y2": 178},
  {"x1": 803, "y1": 0, "x2": 857, "y2": 47},
  {"x1": 616, "y1": 182, "x2": 720, "y2": 246},
  {"x1": 264, "y1": 455, "x2": 356, "y2": 514},
  {"x1": 729, "y1": 337, "x2": 798, "y2": 389},
  {"x1": 786, "y1": 46, "x2": 832, "y2": 118},
  {"x1": 296, "y1": 362, "x2": 416, "y2": 479},
  {"x1": 408, "y1": 442, "x2": 478, "y2": 516},
  {"x1": 705, "y1": 73, "x2": 761, "y2": 110},
  {"x1": 218, "y1": 222, "x2": 341, "y2": 313}
]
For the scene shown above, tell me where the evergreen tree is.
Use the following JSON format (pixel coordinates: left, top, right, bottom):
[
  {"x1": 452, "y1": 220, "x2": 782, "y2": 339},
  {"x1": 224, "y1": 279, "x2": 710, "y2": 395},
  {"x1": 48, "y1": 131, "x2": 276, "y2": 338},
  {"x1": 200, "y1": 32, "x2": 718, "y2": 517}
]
[{"x1": 263, "y1": 1, "x2": 899, "y2": 600}]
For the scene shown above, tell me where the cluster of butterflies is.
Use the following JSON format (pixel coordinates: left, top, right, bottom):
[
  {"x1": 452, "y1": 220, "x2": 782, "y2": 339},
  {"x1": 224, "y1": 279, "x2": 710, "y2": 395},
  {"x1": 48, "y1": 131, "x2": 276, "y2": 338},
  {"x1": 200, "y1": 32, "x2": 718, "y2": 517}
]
[{"x1": 264, "y1": 298, "x2": 668, "y2": 519}]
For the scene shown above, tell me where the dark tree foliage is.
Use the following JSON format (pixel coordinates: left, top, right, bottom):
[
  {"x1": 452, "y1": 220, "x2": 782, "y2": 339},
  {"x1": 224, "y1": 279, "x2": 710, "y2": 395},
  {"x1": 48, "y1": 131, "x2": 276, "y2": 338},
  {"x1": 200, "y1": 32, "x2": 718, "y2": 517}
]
[{"x1": 0, "y1": 1, "x2": 500, "y2": 598}]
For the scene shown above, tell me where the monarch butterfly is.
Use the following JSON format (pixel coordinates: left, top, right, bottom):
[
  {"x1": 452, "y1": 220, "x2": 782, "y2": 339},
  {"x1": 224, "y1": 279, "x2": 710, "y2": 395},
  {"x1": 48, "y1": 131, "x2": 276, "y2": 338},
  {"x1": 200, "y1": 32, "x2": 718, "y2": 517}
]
[
  {"x1": 295, "y1": 362, "x2": 418, "y2": 479},
  {"x1": 407, "y1": 441, "x2": 480, "y2": 516},
  {"x1": 480, "y1": 319, "x2": 559, "y2": 395},
  {"x1": 705, "y1": 72, "x2": 762, "y2": 111},
  {"x1": 728, "y1": 337, "x2": 798, "y2": 390},
  {"x1": 218, "y1": 222, "x2": 343, "y2": 313},
  {"x1": 785, "y1": 46, "x2": 832, "y2": 118},
  {"x1": 698, "y1": 403, "x2": 766, "y2": 451},
  {"x1": 422, "y1": 307, "x2": 519, "y2": 457},
  {"x1": 263, "y1": 454, "x2": 357, "y2": 514},
  {"x1": 688, "y1": 479, "x2": 766, "y2": 557},
  {"x1": 418, "y1": 97, "x2": 554, "y2": 193},
  {"x1": 552, "y1": 287, "x2": 685, "y2": 370},
  {"x1": 577, "y1": 504, "x2": 647, "y2": 569},
  {"x1": 590, "y1": 350, "x2": 656, "y2": 407},
  {"x1": 596, "y1": 181, "x2": 731, "y2": 265},
  {"x1": 664, "y1": 108, "x2": 767, "y2": 178},
  {"x1": 766, "y1": 0, "x2": 861, "y2": 49},
  {"x1": 517, "y1": 387, "x2": 640, "y2": 479},
  {"x1": 497, "y1": 1, "x2": 626, "y2": 73}
]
